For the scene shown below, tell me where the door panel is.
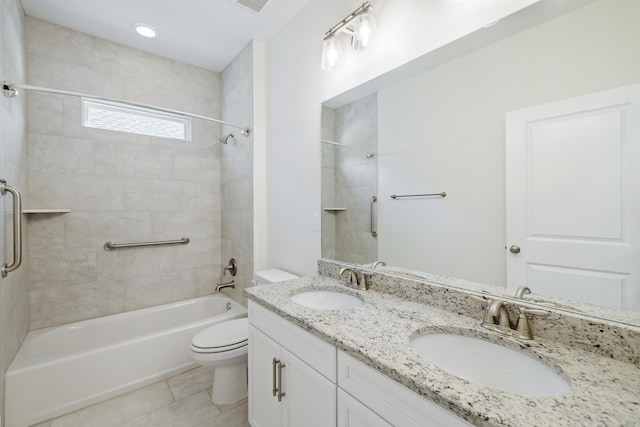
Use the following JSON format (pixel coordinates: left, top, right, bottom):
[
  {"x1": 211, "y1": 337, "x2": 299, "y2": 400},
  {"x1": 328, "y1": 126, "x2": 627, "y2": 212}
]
[
  {"x1": 282, "y1": 348, "x2": 336, "y2": 427},
  {"x1": 506, "y1": 84, "x2": 640, "y2": 311},
  {"x1": 248, "y1": 325, "x2": 282, "y2": 427}
]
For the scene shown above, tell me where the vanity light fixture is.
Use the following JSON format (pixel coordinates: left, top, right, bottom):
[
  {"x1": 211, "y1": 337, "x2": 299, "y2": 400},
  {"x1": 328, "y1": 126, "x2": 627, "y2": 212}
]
[
  {"x1": 132, "y1": 23, "x2": 158, "y2": 38},
  {"x1": 321, "y1": 2, "x2": 377, "y2": 71}
]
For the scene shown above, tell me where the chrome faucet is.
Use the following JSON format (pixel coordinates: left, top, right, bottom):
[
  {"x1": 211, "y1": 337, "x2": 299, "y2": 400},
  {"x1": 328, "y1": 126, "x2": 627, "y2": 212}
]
[
  {"x1": 482, "y1": 300, "x2": 512, "y2": 333},
  {"x1": 515, "y1": 286, "x2": 531, "y2": 299},
  {"x1": 372, "y1": 261, "x2": 386, "y2": 269},
  {"x1": 472, "y1": 295, "x2": 549, "y2": 340},
  {"x1": 339, "y1": 267, "x2": 369, "y2": 291}
]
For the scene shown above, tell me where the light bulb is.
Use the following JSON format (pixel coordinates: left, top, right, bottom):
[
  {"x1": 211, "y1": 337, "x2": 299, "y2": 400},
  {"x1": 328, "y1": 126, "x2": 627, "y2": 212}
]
[
  {"x1": 321, "y1": 35, "x2": 343, "y2": 72},
  {"x1": 132, "y1": 23, "x2": 157, "y2": 38},
  {"x1": 351, "y1": 12, "x2": 377, "y2": 52}
]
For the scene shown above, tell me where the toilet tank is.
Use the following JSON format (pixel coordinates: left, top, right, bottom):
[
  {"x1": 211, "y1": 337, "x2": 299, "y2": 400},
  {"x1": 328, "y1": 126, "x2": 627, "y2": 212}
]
[{"x1": 253, "y1": 269, "x2": 299, "y2": 286}]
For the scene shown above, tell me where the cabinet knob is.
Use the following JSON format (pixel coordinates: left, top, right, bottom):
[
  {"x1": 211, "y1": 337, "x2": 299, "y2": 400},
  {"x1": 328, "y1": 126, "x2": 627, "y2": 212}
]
[{"x1": 509, "y1": 245, "x2": 521, "y2": 254}]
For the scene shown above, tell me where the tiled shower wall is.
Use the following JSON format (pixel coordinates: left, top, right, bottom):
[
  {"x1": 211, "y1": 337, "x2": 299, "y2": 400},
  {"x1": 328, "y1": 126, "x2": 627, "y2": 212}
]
[
  {"x1": 321, "y1": 94, "x2": 378, "y2": 265},
  {"x1": 0, "y1": 0, "x2": 29, "y2": 420},
  {"x1": 220, "y1": 43, "x2": 253, "y2": 305},
  {"x1": 25, "y1": 17, "x2": 223, "y2": 329},
  {"x1": 321, "y1": 107, "x2": 337, "y2": 260}
]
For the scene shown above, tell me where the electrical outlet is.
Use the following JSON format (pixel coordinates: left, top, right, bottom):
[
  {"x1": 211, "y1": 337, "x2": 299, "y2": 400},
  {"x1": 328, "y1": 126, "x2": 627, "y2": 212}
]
[{"x1": 311, "y1": 213, "x2": 320, "y2": 231}]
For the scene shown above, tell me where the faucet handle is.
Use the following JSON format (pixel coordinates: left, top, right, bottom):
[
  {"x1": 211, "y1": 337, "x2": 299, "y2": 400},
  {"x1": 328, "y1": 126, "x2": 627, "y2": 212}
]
[{"x1": 514, "y1": 306, "x2": 550, "y2": 340}]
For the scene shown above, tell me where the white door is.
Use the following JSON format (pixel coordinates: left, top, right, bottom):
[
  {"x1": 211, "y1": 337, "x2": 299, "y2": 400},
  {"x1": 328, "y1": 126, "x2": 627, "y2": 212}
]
[
  {"x1": 248, "y1": 325, "x2": 283, "y2": 427},
  {"x1": 506, "y1": 84, "x2": 640, "y2": 311},
  {"x1": 337, "y1": 389, "x2": 391, "y2": 427},
  {"x1": 282, "y1": 348, "x2": 336, "y2": 427}
]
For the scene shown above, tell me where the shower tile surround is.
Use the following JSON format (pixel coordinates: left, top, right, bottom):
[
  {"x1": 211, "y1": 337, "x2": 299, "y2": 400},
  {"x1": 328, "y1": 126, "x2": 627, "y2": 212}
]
[
  {"x1": 244, "y1": 259, "x2": 640, "y2": 426},
  {"x1": 24, "y1": 16, "x2": 226, "y2": 329},
  {"x1": 1, "y1": 0, "x2": 30, "y2": 421}
]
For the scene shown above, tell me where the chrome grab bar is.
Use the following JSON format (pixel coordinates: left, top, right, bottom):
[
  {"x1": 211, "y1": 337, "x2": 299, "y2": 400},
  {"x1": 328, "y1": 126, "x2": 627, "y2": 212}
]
[
  {"x1": 370, "y1": 195, "x2": 378, "y2": 238},
  {"x1": 390, "y1": 192, "x2": 446, "y2": 199},
  {"x1": 103, "y1": 237, "x2": 190, "y2": 251},
  {"x1": 1, "y1": 178, "x2": 23, "y2": 278}
]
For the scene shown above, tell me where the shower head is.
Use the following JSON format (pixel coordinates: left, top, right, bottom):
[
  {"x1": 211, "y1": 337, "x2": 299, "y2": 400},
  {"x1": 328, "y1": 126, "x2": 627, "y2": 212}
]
[{"x1": 219, "y1": 132, "x2": 235, "y2": 144}]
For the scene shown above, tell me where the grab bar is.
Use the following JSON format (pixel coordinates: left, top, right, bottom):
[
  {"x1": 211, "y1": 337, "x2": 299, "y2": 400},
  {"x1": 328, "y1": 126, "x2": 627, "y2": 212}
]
[
  {"x1": 103, "y1": 237, "x2": 190, "y2": 251},
  {"x1": 1, "y1": 178, "x2": 23, "y2": 278},
  {"x1": 370, "y1": 196, "x2": 378, "y2": 238},
  {"x1": 390, "y1": 192, "x2": 446, "y2": 199}
]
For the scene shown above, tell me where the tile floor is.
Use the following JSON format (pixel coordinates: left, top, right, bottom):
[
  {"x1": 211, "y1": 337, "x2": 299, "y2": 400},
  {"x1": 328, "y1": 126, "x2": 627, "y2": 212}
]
[{"x1": 31, "y1": 367, "x2": 250, "y2": 427}]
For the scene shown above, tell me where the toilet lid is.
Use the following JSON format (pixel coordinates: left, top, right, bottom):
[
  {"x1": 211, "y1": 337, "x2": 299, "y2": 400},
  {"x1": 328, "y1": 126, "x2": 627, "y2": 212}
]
[{"x1": 192, "y1": 318, "x2": 248, "y2": 351}]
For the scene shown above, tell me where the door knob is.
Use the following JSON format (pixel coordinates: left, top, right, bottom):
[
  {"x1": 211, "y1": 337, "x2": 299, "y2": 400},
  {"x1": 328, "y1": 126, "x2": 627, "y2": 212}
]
[{"x1": 509, "y1": 245, "x2": 521, "y2": 254}]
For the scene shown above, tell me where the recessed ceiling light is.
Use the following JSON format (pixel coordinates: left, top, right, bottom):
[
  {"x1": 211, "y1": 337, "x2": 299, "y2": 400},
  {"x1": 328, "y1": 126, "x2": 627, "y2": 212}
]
[{"x1": 132, "y1": 23, "x2": 157, "y2": 38}]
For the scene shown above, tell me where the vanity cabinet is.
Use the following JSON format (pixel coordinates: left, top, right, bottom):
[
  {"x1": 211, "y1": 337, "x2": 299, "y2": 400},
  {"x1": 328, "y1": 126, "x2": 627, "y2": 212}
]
[
  {"x1": 337, "y1": 388, "x2": 391, "y2": 427},
  {"x1": 248, "y1": 301, "x2": 472, "y2": 427},
  {"x1": 337, "y1": 351, "x2": 473, "y2": 427},
  {"x1": 248, "y1": 302, "x2": 336, "y2": 427}
]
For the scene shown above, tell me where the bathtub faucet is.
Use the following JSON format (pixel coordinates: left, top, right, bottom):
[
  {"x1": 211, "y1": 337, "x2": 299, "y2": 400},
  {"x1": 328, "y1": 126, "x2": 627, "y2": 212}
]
[{"x1": 216, "y1": 280, "x2": 236, "y2": 292}]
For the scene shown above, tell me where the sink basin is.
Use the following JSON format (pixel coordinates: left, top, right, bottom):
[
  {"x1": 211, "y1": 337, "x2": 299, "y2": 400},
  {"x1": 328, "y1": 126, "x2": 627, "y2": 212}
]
[
  {"x1": 411, "y1": 333, "x2": 570, "y2": 397},
  {"x1": 290, "y1": 290, "x2": 363, "y2": 310}
]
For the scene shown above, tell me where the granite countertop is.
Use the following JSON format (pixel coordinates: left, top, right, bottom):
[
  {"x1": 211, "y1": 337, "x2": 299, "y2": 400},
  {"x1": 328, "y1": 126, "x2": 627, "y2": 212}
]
[{"x1": 244, "y1": 275, "x2": 640, "y2": 427}]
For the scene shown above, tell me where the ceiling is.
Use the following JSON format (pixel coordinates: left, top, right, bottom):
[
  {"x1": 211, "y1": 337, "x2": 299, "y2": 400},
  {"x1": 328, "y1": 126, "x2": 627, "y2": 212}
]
[{"x1": 21, "y1": 0, "x2": 312, "y2": 72}]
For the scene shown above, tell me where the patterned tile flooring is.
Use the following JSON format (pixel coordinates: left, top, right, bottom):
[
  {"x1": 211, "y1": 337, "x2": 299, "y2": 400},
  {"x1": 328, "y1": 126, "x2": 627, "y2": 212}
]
[{"x1": 31, "y1": 367, "x2": 250, "y2": 427}]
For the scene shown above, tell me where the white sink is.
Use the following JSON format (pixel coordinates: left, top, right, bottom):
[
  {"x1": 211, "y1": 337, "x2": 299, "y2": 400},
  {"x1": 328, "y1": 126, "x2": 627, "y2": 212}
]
[
  {"x1": 290, "y1": 290, "x2": 363, "y2": 310},
  {"x1": 410, "y1": 333, "x2": 570, "y2": 397}
]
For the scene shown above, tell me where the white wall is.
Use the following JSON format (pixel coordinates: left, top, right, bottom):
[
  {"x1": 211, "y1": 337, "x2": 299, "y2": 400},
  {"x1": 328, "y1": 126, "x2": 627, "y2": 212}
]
[
  {"x1": 376, "y1": 0, "x2": 640, "y2": 286},
  {"x1": 265, "y1": 0, "x2": 540, "y2": 275}
]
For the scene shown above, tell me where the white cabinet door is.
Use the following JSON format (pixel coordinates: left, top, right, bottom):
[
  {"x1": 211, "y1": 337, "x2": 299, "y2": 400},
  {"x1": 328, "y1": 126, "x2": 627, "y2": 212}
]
[
  {"x1": 282, "y1": 348, "x2": 336, "y2": 427},
  {"x1": 506, "y1": 83, "x2": 640, "y2": 310},
  {"x1": 338, "y1": 351, "x2": 473, "y2": 427},
  {"x1": 248, "y1": 325, "x2": 283, "y2": 427},
  {"x1": 337, "y1": 389, "x2": 391, "y2": 427},
  {"x1": 249, "y1": 324, "x2": 336, "y2": 427}
]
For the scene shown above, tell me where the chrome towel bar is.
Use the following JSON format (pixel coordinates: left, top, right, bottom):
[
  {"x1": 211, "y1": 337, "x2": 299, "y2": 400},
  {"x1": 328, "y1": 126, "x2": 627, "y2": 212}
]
[
  {"x1": 1, "y1": 178, "x2": 23, "y2": 278},
  {"x1": 390, "y1": 192, "x2": 446, "y2": 199},
  {"x1": 103, "y1": 237, "x2": 190, "y2": 251}
]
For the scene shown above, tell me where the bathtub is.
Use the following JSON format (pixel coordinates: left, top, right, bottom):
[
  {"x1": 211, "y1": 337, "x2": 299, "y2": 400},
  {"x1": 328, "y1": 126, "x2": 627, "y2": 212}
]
[{"x1": 5, "y1": 294, "x2": 247, "y2": 427}]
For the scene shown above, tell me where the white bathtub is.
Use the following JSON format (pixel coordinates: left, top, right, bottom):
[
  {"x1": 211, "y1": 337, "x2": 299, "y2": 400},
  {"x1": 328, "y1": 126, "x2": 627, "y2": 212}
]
[{"x1": 5, "y1": 294, "x2": 247, "y2": 427}]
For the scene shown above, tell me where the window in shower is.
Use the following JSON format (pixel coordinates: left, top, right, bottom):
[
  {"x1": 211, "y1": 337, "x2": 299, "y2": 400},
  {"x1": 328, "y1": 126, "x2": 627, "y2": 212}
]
[{"x1": 82, "y1": 98, "x2": 191, "y2": 141}]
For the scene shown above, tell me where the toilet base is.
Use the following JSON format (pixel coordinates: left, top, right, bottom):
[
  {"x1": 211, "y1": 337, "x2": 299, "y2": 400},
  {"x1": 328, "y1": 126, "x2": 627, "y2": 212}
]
[{"x1": 211, "y1": 362, "x2": 248, "y2": 405}]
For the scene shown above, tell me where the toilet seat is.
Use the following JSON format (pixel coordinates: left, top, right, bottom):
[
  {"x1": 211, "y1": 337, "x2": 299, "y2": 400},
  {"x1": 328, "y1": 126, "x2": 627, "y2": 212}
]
[{"x1": 191, "y1": 318, "x2": 248, "y2": 354}]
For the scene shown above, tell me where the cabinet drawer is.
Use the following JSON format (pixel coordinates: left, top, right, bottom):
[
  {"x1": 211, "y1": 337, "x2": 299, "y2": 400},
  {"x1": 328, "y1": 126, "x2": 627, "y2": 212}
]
[
  {"x1": 249, "y1": 301, "x2": 336, "y2": 381},
  {"x1": 338, "y1": 351, "x2": 473, "y2": 427}
]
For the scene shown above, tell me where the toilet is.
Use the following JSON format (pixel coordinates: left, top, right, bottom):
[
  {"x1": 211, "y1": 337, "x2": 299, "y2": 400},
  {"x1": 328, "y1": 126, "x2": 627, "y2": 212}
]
[{"x1": 190, "y1": 268, "x2": 299, "y2": 405}]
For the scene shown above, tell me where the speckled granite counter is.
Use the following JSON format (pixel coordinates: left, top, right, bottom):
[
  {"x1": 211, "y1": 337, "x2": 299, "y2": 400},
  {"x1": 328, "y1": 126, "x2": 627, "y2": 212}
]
[{"x1": 245, "y1": 275, "x2": 640, "y2": 427}]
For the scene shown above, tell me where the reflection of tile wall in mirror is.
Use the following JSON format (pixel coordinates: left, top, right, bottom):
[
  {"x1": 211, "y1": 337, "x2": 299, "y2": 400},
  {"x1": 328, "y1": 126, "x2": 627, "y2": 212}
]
[{"x1": 322, "y1": 93, "x2": 378, "y2": 265}]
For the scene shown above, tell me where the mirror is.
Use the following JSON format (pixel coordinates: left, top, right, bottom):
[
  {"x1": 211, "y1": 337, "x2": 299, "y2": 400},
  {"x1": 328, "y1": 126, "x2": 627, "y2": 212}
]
[{"x1": 321, "y1": 0, "x2": 640, "y2": 326}]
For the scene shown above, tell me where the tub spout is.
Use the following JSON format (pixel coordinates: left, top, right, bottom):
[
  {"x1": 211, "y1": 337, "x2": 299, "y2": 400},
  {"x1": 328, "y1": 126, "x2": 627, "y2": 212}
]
[{"x1": 216, "y1": 280, "x2": 236, "y2": 292}]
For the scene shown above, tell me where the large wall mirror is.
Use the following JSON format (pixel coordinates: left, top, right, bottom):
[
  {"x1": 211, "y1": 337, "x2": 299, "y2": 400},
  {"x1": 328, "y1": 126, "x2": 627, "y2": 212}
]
[{"x1": 321, "y1": 0, "x2": 640, "y2": 326}]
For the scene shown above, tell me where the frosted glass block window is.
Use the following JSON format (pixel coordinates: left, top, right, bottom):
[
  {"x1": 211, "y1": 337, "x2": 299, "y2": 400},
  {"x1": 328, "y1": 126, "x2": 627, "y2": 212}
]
[{"x1": 82, "y1": 98, "x2": 191, "y2": 141}]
